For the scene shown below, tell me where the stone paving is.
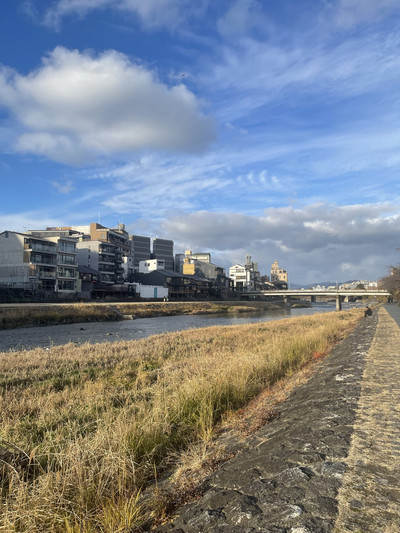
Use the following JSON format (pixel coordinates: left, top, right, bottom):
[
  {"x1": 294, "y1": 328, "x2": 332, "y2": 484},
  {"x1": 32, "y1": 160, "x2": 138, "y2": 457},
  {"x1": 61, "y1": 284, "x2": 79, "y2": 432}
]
[
  {"x1": 334, "y1": 306, "x2": 400, "y2": 532},
  {"x1": 156, "y1": 305, "x2": 400, "y2": 532}
]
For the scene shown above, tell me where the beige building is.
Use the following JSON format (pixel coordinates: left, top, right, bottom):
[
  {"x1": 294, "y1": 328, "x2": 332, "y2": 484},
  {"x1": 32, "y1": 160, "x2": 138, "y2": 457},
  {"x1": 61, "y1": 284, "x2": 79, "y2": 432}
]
[{"x1": 270, "y1": 260, "x2": 288, "y2": 283}]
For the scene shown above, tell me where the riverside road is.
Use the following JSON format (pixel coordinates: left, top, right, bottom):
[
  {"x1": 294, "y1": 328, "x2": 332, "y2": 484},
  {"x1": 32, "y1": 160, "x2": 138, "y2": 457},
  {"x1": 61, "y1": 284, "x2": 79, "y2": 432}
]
[{"x1": 157, "y1": 305, "x2": 400, "y2": 533}]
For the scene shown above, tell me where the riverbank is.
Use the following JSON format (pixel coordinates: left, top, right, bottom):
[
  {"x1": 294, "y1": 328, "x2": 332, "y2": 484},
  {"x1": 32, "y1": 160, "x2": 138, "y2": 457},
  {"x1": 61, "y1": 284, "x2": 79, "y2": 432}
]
[
  {"x1": 0, "y1": 300, "x2": 288, "y2": 330},
  {"x1": 156, "y1": 305, "x2": 400, "y2": 533},
  {"x1": 0, "y1": 308, "x2": 362, "y2": 532}
]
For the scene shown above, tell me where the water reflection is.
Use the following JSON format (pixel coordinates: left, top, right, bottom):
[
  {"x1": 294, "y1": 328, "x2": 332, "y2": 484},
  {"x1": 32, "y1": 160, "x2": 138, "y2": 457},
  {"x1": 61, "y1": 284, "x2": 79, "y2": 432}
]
[{"x1": 0, "y1": 302, "x2": 360, "y2": 352}]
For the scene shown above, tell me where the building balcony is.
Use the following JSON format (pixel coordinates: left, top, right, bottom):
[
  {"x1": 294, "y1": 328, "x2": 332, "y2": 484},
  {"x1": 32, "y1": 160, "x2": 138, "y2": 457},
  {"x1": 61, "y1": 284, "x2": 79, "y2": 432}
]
[
  {"x1": 99, "y1": 247, "x2": 116, "y2": 255},
  {"x1": 30, "y1": 258, "x2": 57, "y2": 267},
  {"x1": 58, "y1": 281, "x2": 77, "y2": 292},
  {"x1": 25, "y1": 243, "x2": 57, "y2": 254},
  {"x1": 58, "y1": 260, "x2": 77, "y2": 267},
  {"x1": 39, "y1": 272, "x2": 57, "y2": 279},
  {"x1": 98, "y1": 266, "x2": 115, "y2": 273},
  {"x1": 29, "y1": 270, "x2": 57, "y2": 279},
  {"x1": 57, "y1": 273, "x2": 78, "y2": 279}
]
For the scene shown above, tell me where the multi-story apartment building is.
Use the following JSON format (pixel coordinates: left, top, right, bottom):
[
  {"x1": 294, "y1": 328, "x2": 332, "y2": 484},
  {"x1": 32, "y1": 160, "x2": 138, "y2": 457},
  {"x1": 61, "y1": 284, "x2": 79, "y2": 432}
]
[
  {"x1": 62, "y1": 223, "x2": 129, "y2": 283},
  {"x1": 76, "y1": 239, "x2": 123, "y2": 285},
  {"x1": 152, "y1": 238, "x2": 174, "y2": 270},
  {"x1": 28, "y1": 229, "x2": 79, "y2": 292},
  {"x1": 28, "y1": 226, "x2": 127, "y2": 290},
  {"x1": 0, "y1": 230, "x2": 78, "y2": 292}
]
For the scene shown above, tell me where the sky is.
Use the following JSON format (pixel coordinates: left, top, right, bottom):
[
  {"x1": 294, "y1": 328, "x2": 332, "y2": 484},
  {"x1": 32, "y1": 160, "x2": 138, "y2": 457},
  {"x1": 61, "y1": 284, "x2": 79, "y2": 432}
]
[{"x1": 1, "y1": 0, "x2": 400, "y2": 285}]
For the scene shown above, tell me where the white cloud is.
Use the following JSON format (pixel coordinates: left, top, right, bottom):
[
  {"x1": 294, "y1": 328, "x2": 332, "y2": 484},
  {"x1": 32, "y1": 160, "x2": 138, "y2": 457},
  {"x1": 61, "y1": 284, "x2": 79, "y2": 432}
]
[{"x1": 0, "y1": 47, "x2": 216, "y2": 164}]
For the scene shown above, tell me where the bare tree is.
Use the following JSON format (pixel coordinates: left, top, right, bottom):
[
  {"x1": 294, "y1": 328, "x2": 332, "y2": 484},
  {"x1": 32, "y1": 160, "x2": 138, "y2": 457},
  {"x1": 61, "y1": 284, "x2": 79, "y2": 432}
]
[{"x1": 378, "y1": 265, "x2": 400, "y2": 301}]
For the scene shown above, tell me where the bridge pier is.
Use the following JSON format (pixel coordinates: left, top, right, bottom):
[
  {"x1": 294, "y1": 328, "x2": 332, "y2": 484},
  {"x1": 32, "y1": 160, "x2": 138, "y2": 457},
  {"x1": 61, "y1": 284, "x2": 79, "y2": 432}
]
[
  {"x1": 336, "y1": 295, "x2": 343, "y2": 311},
  {"x1": 283, "y1": 295, "x2": 291, "y2": 307},
  {"x1": 310, "y1": 295, "x2": 316, "y2": 303}
]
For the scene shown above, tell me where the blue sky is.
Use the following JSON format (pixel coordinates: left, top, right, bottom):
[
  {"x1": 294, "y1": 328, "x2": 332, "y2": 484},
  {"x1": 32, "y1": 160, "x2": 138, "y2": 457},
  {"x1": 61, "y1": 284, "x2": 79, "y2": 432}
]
[{"x1": 1, "y1": 0, "x2": 400, "y2": 284}]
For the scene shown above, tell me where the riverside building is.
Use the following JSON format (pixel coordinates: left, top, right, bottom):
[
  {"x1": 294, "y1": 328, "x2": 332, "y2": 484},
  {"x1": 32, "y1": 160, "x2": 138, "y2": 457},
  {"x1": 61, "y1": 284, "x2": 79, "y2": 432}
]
[{"x1": 0, "y1": 230, "x2": 78, "y2": 293}]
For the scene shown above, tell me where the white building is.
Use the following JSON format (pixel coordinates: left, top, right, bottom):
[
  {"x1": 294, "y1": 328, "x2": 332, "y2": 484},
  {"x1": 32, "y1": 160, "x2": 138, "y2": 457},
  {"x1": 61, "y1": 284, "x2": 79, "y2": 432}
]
[
  {"x1": 229, "y1": 263, "x2": 256, "y2": 290},
  {"x1": 133, "y1": 283, "x2": 169, "y2": 299},
  {"x1": 139, "y1": 259, "x2": 166, "y2": 273},
  {"x1": 229, "y1": 254, "x2": 260, "y2": 291}
]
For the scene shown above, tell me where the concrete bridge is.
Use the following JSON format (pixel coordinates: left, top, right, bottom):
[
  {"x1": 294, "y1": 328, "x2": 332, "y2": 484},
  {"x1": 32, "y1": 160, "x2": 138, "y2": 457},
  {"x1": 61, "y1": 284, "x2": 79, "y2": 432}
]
[{"x1": 245, "y1": 289, "x2": 391, "y2": 311}]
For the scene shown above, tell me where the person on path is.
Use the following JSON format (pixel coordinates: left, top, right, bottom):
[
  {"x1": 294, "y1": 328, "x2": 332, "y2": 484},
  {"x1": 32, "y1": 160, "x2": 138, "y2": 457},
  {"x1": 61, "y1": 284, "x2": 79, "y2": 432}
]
[{"x1": 364, "y1": 305, "x2": 372, "y2": 317}]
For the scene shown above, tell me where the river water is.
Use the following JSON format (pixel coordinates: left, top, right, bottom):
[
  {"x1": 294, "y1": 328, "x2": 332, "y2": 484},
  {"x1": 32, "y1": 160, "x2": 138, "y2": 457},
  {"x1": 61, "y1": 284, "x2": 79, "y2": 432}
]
[{"x1": 0, "y1": 302, "x2": 362, "y2": 352}]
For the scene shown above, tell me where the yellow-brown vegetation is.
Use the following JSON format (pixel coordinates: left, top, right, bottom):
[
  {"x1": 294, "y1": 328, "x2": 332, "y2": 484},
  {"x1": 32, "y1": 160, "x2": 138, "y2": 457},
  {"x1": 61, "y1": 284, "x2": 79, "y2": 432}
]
[{"x1": 0, "y1": 309, "x2": 361, "y2": 532}]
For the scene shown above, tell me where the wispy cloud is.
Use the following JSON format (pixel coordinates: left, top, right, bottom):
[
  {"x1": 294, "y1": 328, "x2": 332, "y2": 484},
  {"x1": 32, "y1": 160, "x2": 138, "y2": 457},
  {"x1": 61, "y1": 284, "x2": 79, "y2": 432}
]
[
  {"x1": 0, "y1": 211, "x2": 61, "y2": 232},
  {"x1": 32, "y1": 0, "x2": 208, "y2": 31},
  {"x1": 206, "y1": 29, "x2": 400, "y2": 123},
  {"x1": 217, "y1": 0, "x2": 268, "y2": 39},
  {"x1": 328, "y1": 0, "x2": 400, "y2": 30},
  {"x1": 51, "y1": 179, "x2": 74, "y2": 194}
]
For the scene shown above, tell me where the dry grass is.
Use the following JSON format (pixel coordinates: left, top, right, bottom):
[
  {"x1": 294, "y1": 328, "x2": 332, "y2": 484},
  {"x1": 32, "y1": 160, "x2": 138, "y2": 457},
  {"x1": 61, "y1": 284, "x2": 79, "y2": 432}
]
[
  {"x1": 0, "y1": 304, "x2": 121, "y2": 329},
  {"x1": 0, "y1": 309, "x2": 361, "y2": 531}
]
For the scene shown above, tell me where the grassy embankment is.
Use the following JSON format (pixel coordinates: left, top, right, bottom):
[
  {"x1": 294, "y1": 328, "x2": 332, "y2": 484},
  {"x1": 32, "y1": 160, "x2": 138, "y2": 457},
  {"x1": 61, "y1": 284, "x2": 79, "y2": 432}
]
[
  {"x1": 0, "y1": 309, "x2": 361, "y2": 532},
  {"x1": 0, "y1": 301, "x2": 283, "y2": 330}
]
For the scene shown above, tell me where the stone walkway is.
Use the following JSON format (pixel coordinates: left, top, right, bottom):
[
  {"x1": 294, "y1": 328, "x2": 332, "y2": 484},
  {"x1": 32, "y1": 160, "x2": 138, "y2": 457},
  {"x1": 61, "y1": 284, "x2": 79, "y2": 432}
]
[
  {"x1": 156, "y1": 305, "x2": 400, "y2": 532},
  {"x1": 334, "y1": 306, "x2": 400, "y2": 532}
]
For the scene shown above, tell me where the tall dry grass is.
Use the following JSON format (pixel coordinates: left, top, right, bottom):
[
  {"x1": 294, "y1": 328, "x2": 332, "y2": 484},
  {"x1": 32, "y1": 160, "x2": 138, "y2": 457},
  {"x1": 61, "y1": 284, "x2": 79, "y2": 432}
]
[
  {"x1": 0, "y1": 310, "x2": 361, "y2": 531},
  {"x1": 0, "y1": 304, "x2": 121, "y2": 329}
]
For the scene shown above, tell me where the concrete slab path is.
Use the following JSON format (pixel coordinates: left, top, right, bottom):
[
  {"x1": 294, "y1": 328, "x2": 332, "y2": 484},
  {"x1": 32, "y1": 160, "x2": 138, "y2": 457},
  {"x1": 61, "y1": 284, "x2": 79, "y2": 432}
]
[{"x1": 156, "y1": 305, "x2": 400, "y2": 532}]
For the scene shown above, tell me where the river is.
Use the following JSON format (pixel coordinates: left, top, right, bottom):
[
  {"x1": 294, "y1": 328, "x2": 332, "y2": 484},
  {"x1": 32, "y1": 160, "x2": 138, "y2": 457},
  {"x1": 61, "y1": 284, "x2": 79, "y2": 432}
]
[{"x1": 0, "y1": 302, "x2": 362, "y2": 352}]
